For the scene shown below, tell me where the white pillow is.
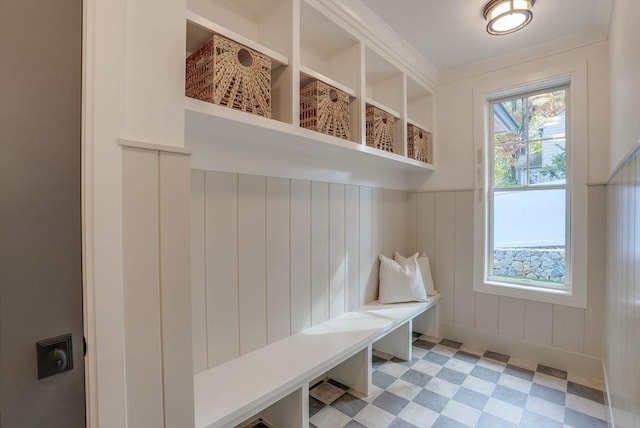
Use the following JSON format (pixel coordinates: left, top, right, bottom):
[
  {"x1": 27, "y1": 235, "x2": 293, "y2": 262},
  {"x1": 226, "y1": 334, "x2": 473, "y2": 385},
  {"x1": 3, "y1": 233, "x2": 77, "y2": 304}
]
[
  {"x1": 394, "y1": 251, "x2": 436, "y2": 296},
  {"x1": 378, "y1": 254, "x2": 427, "y2": 304}
]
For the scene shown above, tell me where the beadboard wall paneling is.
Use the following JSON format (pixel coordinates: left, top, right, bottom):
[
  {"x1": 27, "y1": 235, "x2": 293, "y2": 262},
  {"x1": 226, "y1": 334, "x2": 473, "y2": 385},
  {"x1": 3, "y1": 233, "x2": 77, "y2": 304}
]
[
  {"x1": 358, "y1": 187, "x2": 374, "y2": 306},
  {"x1": 290, "y1": 179, "x2": 312, "y2": 334},
  {"x1": 412, "y1": 188, "x2": 606, "y2": 378},
  {"x1": 434, "y1": 192, "x2": 455, "y2": 324},
  {"x1": 266, "y1": 177, "x2": 291, "y2": 344},
  {"x1": 190, "y1": 170, "x2": 207, "y2": 374},
  {"x1": 192, "y1": 171, "x2": 408, "y2": 372},
  {"x1": 122, "y1": 148, "x2": 163, "y2": 428},
  {"x1": 372, "y1": 189, "x2": 384, "y2": 303},
  {"x1": 238, "y1": 175, "x2": 268, "y2": 354},
  {"x1": 204, "y1": 171, "x2": 239, "y2": 366},
  {"x1": 605, "y1": 149, "x2": 640, "y2": 428},
  {"x1": 453, "y1": 192, "x2": 475, "y2": 328},
  {"x1": 157, "y1": 152, "x2": 194, "y2": 427},
  {"x1": 311, "y1": 182, "x2": 330, "y2": 325},
  {"x1": 345, "y1": 185, "x2": 360, "y2": 312},
  {"x1": 329, "y1": 184, "x2": 347, "y2": 319},
  {"x1": 122, "y1": 147, "x2": 194, "y2": 427}
]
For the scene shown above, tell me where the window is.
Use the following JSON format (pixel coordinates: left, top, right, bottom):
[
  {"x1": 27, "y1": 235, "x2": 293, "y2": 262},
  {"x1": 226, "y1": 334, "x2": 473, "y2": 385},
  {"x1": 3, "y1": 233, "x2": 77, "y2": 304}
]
[
  {"x1": 473, "y1": 67, "x2": 588, "y2": 308},
  {"x1": 488, "y1": 86, "x2": 569, "y2": 291}
]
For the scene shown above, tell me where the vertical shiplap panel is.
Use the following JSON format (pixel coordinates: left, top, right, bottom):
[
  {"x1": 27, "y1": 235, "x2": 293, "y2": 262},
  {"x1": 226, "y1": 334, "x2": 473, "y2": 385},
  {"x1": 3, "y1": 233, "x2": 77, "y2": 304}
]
[
  {"x1": 290, "y1": 180, "x2": 311, "y2": 333},
  {"x1": 475, "y1": 293, "x2": 499, "y2": 334},
  {"x1": 416, "y1": 193, "x2": 435, "y2": 261},
  {"x1": 158, "y1": 152, "x2": 194, "y2": 427},
  {"x1": 238, "y1": 174, "x2": 267, "y2": 354},
  {"x1": 552, "y1": 305, "x2": 585, "y2": 353},
  {"x1": 266, "y1": 177, "x2": 291, "y2": 344},
  {"x1": 121, "y1": 148, "x2": 163, "y2": 427},
  {"x1": 524, "y1": 300, "x2": 553, "y2": 346},
  {"x1": 370, "y1": 188, "x2": 384, "y2": 303},
  {"x1": 453, "y1": 191, "x2": 475, "y2": 328},
  {"x1": 498, "y1": 297, "x2": 525, "y2": 340},
  {"x1": 359, "y1": 187, "x2": 373, "y2": 306},
  {"x1": 311, "y1": 182, "x2": 329, "y2": 325},
  {"x1": 345, "y1": 185, "x2": 360, "y2": 311},
  {"x1": 205, "y1": 171, "x2": 239, "y2": 366},
  {"x1": 329, "y1": 184, "x2": 346, "y2": 318},
  {"x1": 585, "y1": 185, "x2": 606, "y2": 357},
  {"x1": 190, "y1": 170, "x2": 207, "y2": 374},
  {"x1": 406, "y1": 192, "x2": 417, "y2": 255},
  {"x1": 435, "y1": 192, "x2": 456, "y2": 323},
  {"x1": 383, "y1": 189, "x2": 408, "y2": 256}
]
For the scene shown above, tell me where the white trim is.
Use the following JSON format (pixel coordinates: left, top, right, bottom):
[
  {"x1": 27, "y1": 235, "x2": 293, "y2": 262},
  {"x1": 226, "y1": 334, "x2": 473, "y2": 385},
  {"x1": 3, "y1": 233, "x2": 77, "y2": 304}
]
[
  {"x1": 441, "y1": 322, "x2": 604, "y2": 380},
  {"x1": 473, "y1": 61, "x2": 589, "y2": 309},
  {"x1": 82, "y1": 0, "x2": 128, "y2": 426},
  {"x1": 119, "y1": 138, "x2": 192, "y2": 155},
  {"x1": 441, "y1": 30, "x2": 607, "y2": 85},
  {"x1": 82, "y1": 1, "x2": 96, "y2": 425}
]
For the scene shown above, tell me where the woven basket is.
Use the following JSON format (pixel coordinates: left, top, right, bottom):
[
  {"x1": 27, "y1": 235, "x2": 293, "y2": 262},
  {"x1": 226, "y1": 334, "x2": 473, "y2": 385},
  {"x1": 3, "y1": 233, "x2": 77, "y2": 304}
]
[
  {"x1": 185, "y1": 34, "x2": 271, "y2": 118},
  {"x1": 407, "y1": 124, "x2": 432, "y2": 163},
  {"x1": 366, "y1": 105, "x2": 395, "y2": 153},
  {"x1": 300, "y1": 80, "x2": 350, "y2": 140}
]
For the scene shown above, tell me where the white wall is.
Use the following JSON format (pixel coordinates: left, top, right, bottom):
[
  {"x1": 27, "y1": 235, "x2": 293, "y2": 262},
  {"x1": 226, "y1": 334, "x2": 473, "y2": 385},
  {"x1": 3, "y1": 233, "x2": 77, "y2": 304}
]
[
  {"x1": 429, "y1": 41, "x2": 609, "y2": 192},
  {"x1": 409, "y1": 188, "x2": 606, "y2": 379},
  {"x1": 608, "y1": 0, "x2": 640, "y2": 172},
  {"x1": 605, "y1": 1, "x2": 640, "y2": 426},
  {"x1": 412, "y1": 41, "x2": 610, "y2": 379},
  {"x1": 190, "y1": 170, "x2": 410, "y2": 373}
]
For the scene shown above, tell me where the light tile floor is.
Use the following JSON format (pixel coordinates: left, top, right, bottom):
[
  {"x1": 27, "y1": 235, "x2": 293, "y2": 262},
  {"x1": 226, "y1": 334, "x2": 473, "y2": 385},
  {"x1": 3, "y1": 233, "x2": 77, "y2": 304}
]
[{"x1": 309, "y1": 335, "x2": 607, "y2": 428}]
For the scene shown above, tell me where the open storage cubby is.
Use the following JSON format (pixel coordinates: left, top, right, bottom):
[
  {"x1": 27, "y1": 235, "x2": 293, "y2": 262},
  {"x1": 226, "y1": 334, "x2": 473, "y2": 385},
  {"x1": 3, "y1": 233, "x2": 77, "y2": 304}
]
[
  {"x1": 184, "y1": 0, "x2": 437, "y2": 190},
  {"x1": 365, "y1": 47, "x2": 404, "y2": 155},
  {"x1": 406, "y1": 75, "x2": 433, "y2": 165},
  {"x1": 235, "y1": 387, "x2": 305, "y2": 428},
  {"x1": 406, "y1": 76, "x2": 432, "y2": 132},
  {"x1": 186, "y1": 0, "x2": 292, "y2": 123},
  {"x1": 300, "y1": 0, "x2": 361, "y2": 143}
]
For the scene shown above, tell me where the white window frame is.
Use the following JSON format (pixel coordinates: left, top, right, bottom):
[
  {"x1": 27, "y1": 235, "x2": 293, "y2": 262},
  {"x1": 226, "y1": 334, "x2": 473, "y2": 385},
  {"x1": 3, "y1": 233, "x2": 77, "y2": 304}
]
[{"x1": 473, "y1": 62, "x2": 588, "y2": 309}]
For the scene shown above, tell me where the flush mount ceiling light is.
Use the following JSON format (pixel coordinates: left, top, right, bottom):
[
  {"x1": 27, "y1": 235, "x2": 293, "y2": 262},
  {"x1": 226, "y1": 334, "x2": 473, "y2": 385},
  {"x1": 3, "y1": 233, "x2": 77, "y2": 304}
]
[{"x1": 483, "y1": 0, "x2": 535, "y2": 35}]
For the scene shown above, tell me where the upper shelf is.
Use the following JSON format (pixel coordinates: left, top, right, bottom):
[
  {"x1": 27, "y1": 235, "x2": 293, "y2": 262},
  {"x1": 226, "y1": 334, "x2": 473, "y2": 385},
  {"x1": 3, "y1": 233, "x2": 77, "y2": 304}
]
[
  {"x1": 183, "y1": 1, "x2": 436, "y2": 189},
  {"x1": 185, "y1": 97, "x2": 433, "y2": 173}
]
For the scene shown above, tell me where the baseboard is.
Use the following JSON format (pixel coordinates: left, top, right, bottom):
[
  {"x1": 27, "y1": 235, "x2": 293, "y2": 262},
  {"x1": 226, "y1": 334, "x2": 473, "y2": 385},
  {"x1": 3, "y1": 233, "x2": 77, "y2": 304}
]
[{"x1": 440, "y1": 322, "x2": 604, "y2": 381}]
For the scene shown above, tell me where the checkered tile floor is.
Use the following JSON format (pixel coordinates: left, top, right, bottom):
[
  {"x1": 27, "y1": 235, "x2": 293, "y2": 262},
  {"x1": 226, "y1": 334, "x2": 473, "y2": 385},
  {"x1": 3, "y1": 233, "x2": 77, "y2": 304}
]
[{"x1": 309, "y1": 335, "x2": 607, "y2": 428}]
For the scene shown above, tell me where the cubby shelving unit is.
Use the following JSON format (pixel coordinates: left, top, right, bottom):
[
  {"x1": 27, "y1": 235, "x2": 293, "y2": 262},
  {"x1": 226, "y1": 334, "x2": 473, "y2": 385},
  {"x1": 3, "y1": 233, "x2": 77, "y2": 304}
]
[{"x1": 184, "y1": 0, "x2": 436, "y2": 189}]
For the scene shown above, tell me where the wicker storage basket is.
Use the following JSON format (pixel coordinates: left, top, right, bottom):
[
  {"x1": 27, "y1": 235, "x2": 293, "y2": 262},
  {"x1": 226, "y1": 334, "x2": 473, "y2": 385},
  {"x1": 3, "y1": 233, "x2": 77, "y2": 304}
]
[
  {"x1": 185, "y1": 34, "x2": 271, "y2": 118},
  {"x1": 300, "y1": 80, "x2": 350, "y2": 140},
  {"x1": 366, "y1": 105, "x2": 395, "y2": 153},
  {"x1": 407, "y1": 124, "x2": 432, "y2": 163}
]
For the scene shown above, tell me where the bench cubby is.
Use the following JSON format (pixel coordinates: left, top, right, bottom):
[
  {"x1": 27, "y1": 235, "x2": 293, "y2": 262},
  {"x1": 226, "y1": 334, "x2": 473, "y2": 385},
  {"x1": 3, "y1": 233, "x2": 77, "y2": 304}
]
[{"x1": 194, "y1": 295, "x2": 440, "y2": 428}]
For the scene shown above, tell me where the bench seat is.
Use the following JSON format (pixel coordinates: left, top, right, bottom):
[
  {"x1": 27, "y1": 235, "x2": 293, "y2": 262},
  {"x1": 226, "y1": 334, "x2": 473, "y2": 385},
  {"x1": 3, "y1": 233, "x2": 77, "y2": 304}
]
[{"x1": 194, "y1": 295, "x2": 440, "y2": 428}]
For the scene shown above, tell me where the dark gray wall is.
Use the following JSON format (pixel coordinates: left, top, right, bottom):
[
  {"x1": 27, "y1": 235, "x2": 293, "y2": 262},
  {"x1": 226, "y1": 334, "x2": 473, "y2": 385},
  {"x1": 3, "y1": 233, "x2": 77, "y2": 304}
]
[{"x1": 0, "y1": 0, "x2": 84, "y2": 426}]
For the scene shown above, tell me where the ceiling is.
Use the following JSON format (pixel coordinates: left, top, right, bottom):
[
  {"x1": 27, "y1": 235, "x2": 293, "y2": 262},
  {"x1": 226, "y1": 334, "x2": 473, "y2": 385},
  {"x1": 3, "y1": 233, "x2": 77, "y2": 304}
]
[{"x1": 360, "y1": 0, "x2": 612, "y2": 71}]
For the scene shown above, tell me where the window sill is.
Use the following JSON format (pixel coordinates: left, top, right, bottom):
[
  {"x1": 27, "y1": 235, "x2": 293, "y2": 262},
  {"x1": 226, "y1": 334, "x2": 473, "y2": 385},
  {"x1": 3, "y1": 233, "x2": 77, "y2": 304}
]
[{"x1": 474, "y1": 280, "x2": 586, "y2": 308}]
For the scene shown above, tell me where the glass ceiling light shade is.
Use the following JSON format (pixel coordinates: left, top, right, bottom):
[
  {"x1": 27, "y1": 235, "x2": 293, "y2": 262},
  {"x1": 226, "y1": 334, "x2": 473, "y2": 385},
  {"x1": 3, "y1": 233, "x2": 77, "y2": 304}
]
[{"x1": 483, "y1": 0, "x2": 535, "y2": 35}]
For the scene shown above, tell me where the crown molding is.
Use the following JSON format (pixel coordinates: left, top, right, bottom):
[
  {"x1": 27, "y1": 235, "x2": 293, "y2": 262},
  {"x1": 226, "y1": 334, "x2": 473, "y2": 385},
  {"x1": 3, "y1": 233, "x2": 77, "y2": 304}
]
[{"x1": 440, "y1": 27, "x2": 608, "y2": 85}]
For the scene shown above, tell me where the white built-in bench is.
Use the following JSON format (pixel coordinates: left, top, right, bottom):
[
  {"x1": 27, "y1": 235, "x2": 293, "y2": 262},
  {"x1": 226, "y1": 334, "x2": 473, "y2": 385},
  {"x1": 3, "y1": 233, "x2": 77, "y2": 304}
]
[{"x1": 194, "y1": 295, "x2": 440, "y2": 428}]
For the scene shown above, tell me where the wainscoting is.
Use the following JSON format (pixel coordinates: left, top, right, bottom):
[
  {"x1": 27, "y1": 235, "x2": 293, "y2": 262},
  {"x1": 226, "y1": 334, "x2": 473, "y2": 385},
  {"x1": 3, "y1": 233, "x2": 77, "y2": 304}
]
[
  {"x1": 190, "y1": 170, "x2": 411, "y2": 373},
  {"x1": 605, "y1": 147, "x2": 640, "y2": 427},
  {"x1": 406, "y1": 189, "x2": 606, "y2": 380},
  {"x1": 191, "y1": 170, "x2": 606, "y2": 382}
]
